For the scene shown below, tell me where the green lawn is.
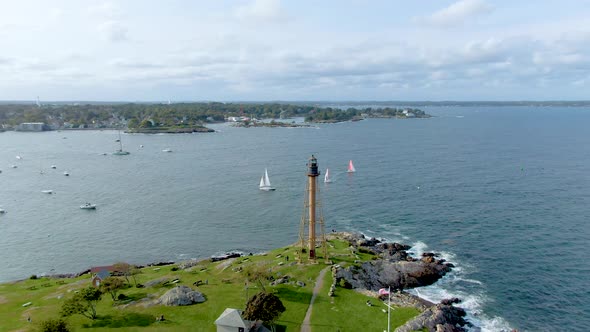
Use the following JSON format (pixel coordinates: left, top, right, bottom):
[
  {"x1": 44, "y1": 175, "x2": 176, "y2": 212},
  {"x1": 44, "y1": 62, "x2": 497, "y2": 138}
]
[{"x1": 0, "y1": 239, "x2": 420, "y2": 331}]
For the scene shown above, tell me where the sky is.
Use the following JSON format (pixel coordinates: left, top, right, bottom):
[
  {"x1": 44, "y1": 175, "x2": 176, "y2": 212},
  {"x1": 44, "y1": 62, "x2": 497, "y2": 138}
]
[{"x1": 1, "y1": 0, "x2": 590, "y2": 101}]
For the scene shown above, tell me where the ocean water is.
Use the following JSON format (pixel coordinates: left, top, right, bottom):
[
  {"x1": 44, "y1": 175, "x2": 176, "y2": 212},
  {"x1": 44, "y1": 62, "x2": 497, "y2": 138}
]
[{"x1": 1, "y1": 106, "x2": 589, "y2": 331}]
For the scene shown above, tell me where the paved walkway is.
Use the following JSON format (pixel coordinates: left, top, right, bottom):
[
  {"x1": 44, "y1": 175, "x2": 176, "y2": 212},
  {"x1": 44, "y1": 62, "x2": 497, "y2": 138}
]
[{"x1": 300, "y1": 267, "x2": 330, "y2": 332}]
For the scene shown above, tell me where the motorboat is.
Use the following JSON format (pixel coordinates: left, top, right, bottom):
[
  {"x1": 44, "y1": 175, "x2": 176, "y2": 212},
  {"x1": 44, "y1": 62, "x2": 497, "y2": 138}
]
[
  {"x1": 51, "y1": 165, "x2": 57, "y2": 169},
  {"x1": 63, "y1": 171, "x2": 69, "y2": 176},
  {"x1": 80, "y1": 203, "x2": 96, "y2": 210},
  {"x1": 0, "y1": 208, "x2": 5, "y2": 214},
  {"x1": 162, "y1": 148, "x2": 172, "y2": 152},
  {"x1": 10, "y1": 165, "x2": 17, "y2": 168},
  {"x1": 41, "y1": 190, "x2": 53, "y2": 194}
]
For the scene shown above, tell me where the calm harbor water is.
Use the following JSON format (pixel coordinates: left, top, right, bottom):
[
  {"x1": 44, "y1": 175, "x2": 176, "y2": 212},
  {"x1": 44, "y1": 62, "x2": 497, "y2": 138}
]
[{"x1": 1, "y1": 106, "x2": 589, "y2": 331}]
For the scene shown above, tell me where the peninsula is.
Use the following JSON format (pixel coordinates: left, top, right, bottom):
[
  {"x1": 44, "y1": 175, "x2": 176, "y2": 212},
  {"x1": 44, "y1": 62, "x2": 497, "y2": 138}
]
[
  {"x1": 0, "y1": 102, "x2": 430, "y2": 133},
  {"x1": 0, "y1": 232, "x2": 468, "y2": 332}
]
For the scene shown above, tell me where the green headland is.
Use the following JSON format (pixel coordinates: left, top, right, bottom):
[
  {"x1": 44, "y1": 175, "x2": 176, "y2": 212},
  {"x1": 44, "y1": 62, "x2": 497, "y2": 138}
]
[{"x1": 0, "y1": 232, "x2": 457, "y2": 332}]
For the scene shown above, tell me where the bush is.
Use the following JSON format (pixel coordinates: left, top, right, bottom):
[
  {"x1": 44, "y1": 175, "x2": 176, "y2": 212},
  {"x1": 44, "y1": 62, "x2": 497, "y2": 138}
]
[
  {"x1": 39, "y1": 318, "x2": 70, "y2": 332},
  {"x1": 30, "y1": 275, "x2": 38, "y2": 280},
  {"x1": 117, "y1": 293, "x2": 128, "y2": 300},
  {"x1": 171, "y1": 267, "x2": 179, "y2": 271}
]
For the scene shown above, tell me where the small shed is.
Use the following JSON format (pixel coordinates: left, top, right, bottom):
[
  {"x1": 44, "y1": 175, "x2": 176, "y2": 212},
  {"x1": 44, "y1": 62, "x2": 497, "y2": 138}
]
[
  {"x1": 214, "y1": 308, "x2": 271, "y2": 332},
  {"x1": 90, "y1": 265, "x2": 116, "y2": 288}
]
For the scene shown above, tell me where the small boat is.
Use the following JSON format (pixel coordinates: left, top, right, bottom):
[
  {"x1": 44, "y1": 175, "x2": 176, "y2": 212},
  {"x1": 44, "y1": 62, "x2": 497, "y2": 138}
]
[
  {"x1": 10, "y1": 165, "x2": 17, "y2": 169},
  {"x1": 41, "y1": 190, "x2": 53, "y2": 194},
  {"x1": 80, "y1": 203, "x2": 96, "y2": 210},
  {"x1": 63, "y1": 171, "x2": 69, "y2": 176},
  {"x1": 324, "y1": 168, "x2": 332, "y2": 183},
  {"x1": 51, "y1": 165, "x2": 57, "y2": 169},
  {"x1": 347, "y1": 160, "x2": 356, "y2": 173},
  {"x1": 259, "y1": 168, "x2": 276, "y2": 191},
  {"x1": 16, "y1": 155, "x2": 22, "y2": 160},
  {"x1": 112, "y1": 130, "x2": 130, "y2": 155},
  {"x1": 0, "y1": 208, "x2": 5, "y2": 214},
  {"x1": 139, "y1": 145, "x2": 144, "y2": 148},
  {"x1": 162, "y1": 148, "x2": 172, "y2": 152}
]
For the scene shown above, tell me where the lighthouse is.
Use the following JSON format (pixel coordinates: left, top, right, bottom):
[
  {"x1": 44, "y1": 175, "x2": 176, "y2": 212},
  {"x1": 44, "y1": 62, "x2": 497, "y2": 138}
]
[
  {"x1": 307, "y1": 155, "x2": 320, "y2": 259},
  {"x1": 299, "y1": 155, "x2": 329, "y2": 263}
]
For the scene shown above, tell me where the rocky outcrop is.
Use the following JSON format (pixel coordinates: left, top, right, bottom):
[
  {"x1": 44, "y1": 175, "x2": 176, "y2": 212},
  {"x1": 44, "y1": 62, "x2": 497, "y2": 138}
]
[
  {"x1": 157, "y1": 285, "x2": 205, "y2": 306},
  {"x1": 335, "y1": 259, "x2": 451, "y2": 291},
  {"x1": 332, "y1": 233, "x2": 453, "y2": 292},
  {"x1": 395, "y1": 299, "x2": 469, "y2": 332},
  {"x1": 329, "y1": 232, "x2": 467, "y2": 330}
]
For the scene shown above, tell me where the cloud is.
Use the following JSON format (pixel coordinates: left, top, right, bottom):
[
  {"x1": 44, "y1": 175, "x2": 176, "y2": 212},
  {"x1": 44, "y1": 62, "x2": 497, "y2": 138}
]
[
  {"x1": 88, "y1": 2, "x2": 122, "y2": 19},
  {"x1": 234, "y1": 0, "x2": 285, "y2": 22},
  {"x1": 98, "y1": 21, "x2": 128, "y2": 42},
  {"x1": 417, "y1": 0, "x2": 494, "y2": 27}
]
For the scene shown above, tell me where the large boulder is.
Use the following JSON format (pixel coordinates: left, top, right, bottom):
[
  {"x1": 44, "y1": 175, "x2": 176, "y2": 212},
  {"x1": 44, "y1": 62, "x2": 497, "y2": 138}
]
[
  {"x1": 335, "y1": 259, "x2": 452, "y2": 291},
  {"x1": 157, "y1": 286, "x2": 205, "y2": 306},
  {"x1": 395, "y1": 301, "x2": 469, "y2": 332}
]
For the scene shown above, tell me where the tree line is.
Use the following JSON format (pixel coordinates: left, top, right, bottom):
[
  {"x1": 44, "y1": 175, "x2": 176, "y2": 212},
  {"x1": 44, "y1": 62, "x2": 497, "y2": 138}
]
[{"x1": 0, "y1": 102, "x2": 428, "y2": 129}]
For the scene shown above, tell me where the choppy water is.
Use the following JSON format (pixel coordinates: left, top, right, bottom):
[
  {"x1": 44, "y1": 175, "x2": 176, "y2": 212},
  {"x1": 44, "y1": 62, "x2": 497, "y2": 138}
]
[{"x1": 1, "y1": 106, "x2": 589, "y2": 331}]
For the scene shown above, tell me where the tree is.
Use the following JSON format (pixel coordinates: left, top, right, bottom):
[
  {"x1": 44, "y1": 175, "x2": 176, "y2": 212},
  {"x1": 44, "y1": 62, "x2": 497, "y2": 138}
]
[
  {"x1": 100, "y1": 276, "x2": 125, "y2": 301},
  {"x1": 113, "y1": 262, "x2": 131, "y2": 284},
  {"x1": 39, "y1": 318, "x2": 70, "y2": 332},
  {"x1": 243, "y1": 292, "x2": 286, "y2": 329},
  {"x1": 60, "y1": 287, "x2": 102, "y2": 320},
  {"x1": 244, "y1": 263, "x2": 272, "y2": 292}
]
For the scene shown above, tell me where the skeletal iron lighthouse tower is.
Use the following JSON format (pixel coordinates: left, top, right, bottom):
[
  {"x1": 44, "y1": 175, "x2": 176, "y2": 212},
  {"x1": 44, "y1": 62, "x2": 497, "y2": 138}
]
[{"x1": 299, "y1": 155, "x2": 329, "y2": 263}]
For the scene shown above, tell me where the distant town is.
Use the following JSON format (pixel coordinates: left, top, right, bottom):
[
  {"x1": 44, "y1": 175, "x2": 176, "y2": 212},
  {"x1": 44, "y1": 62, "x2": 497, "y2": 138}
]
[{"x1": 0, "y1": 102, "x2": 429, "y2": 132}]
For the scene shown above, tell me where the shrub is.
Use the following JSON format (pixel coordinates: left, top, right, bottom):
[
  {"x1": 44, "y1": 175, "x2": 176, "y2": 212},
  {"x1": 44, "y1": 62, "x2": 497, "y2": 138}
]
[
  {"x1": 171, "y1": 267, "x2": 179, "y2": 271},
  {"x1": 39, "y1": 318, "x2": 70, "y2": 332},
  {"x1": 30, "y1": 275, "x2": 38, "y2": 280}
]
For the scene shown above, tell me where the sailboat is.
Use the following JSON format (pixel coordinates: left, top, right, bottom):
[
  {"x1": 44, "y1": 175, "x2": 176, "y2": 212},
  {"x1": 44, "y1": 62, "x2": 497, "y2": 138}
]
[
  {"x1": 347, "y1": 160, "x2": 356, "y2": 173},
  {"x1": 113, "y1": 130, "x2": 130, "y2": 155},
  {"x1": 259, "y1": 168, "x2": 276, "y2": 191},
  {"x1": 324, "y1": 168, "x2": 332, "y2": 183}
]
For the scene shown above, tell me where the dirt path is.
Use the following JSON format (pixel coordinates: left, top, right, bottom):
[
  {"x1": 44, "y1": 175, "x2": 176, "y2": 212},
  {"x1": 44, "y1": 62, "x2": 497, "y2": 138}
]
[{"x1": 300, "y1": 267, "x2": 330, "y2": 332}]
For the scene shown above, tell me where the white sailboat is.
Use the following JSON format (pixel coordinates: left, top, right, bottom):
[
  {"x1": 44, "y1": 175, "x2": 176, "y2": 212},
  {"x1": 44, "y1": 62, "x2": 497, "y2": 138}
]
[
  {"x1": 113, "y1": 130, "x2": 130, "y2": 155},
  {"x1": 324, "y1": 168, "x2": 332, "y2": 183},
  {"x1": 259, "y1": 168, "x2": 276, "y2": 191},
  {"x1": 347, "y1": 160, "x2": 356, "y2": 173}
]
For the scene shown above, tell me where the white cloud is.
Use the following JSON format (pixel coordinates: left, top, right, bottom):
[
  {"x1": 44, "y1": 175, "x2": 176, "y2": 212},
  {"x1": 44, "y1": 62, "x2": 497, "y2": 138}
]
[
  {"x1": 417, "y1": 0, "x2": 494, "y2": 27},
  {"x1": 234, "y1": 0, "x2": 285, "y2": 22},
  {"x1": 98, "y1": 21, "x2": 128, "y2": 42}
]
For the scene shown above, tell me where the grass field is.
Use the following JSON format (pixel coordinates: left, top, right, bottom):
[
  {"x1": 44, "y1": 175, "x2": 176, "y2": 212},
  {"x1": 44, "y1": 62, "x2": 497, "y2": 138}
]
[{"x1": 0, "y1": 238, "x2": 420, "y2": 331}]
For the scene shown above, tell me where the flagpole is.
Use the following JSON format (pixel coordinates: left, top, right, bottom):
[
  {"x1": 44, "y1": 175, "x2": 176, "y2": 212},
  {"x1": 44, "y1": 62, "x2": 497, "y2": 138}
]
[{"x1": 387, "y1": 286, "x2": 391, "y2": 332}]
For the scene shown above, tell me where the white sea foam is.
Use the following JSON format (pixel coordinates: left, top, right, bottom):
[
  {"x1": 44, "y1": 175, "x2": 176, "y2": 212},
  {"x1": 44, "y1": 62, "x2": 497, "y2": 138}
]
[{"x1": 348, "y1": 227, "x2": 513, "y2": 332}]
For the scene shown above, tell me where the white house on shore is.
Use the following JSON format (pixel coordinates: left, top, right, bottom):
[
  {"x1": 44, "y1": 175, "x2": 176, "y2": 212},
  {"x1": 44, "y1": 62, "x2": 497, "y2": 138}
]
[
  {"x1": 16, "y1": 122, "x2": 49, "y2": 131},
  {"x1": 214, "y1": 308, "x2": 270, "y2": 332}
]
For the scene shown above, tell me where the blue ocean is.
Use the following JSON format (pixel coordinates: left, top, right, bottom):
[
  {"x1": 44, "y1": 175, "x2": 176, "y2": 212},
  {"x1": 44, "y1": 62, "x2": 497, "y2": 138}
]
[{"x1": 1, "y1": 106, "x2": 588, "y2": 331}]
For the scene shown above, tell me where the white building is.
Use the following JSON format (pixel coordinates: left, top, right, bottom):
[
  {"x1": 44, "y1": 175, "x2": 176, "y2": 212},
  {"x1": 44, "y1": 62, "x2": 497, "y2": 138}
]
[
  {"x1": 16, "y1": 122, "x2": 48, "y2": 131},
  {"x1": 214, "y1": 308, "x2": 270, "y2": 332}
]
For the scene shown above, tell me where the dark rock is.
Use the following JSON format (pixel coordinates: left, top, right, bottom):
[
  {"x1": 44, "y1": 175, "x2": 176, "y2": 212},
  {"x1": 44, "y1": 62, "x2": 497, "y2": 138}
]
[
  {"x1": 211, "y1": 252, "x2": 242, "y2": 262},
  {"x1": 270, "y1": 275, "x2": 290, "y2": 286},
  {"x1": 440, "y1": 298, "x2": 461, "y2": 305},
  {"x1": 395, "y1": 302, "x2": 468, "y2": 332},
  {"x1": 335, "y1": 259, "x2": 452, "y2": 291},
  {"x1": 359, "y1": 237, "x2": 381, "y2": 247}
]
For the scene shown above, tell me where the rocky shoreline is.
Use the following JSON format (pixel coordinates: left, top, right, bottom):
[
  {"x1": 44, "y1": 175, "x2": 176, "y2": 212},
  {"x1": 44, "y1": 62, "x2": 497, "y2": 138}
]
[
  {"x1": 329, "y1": 232, "x2": 470, "y2": 332},
  {"x1": 35, "y1": 232, "x2": 469, "y2": 331}
]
